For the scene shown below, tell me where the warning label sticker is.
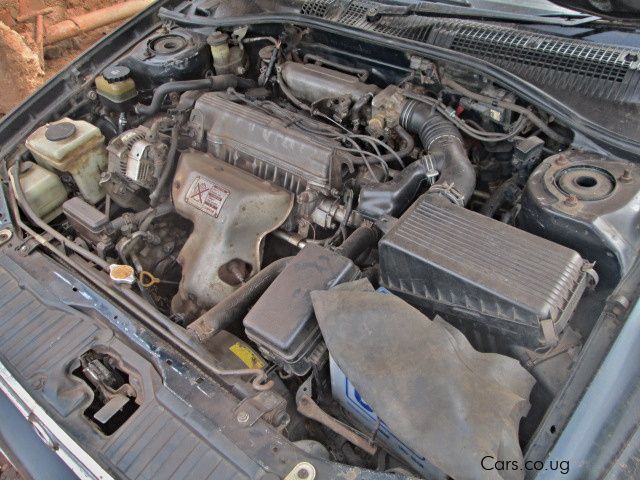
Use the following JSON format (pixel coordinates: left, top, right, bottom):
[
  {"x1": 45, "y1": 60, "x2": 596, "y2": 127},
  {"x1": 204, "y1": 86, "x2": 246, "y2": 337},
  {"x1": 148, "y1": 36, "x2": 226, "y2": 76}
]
[{"x1": 185, "y1": 175, "x2": 230, "y2": 218}]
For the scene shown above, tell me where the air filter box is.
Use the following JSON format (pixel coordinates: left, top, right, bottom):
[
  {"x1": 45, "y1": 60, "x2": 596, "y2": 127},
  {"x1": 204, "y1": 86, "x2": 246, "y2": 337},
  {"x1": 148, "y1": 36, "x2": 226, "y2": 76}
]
[
  {"x1": 244, "y1": 245, "x2": 360, "y2": 375},
  {"x1": 379, "y1": 195, "x2": 591, "y2": 350}
]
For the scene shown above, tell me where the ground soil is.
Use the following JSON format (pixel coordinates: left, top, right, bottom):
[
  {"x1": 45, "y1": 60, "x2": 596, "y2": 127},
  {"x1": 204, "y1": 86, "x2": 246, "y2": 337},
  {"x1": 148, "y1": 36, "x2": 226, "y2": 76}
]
[{"x1": 0, "y1": 0, "x2": 125, "y2": 116}]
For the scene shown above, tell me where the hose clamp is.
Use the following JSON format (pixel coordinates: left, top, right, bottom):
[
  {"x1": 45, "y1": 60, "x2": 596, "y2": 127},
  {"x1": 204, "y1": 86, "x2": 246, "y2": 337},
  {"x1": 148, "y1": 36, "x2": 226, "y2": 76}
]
[
  {"x1": 422, "y1": 155, "x2": 439, "y2": 186},
  {"x1": 429, "y1": 182, "x2": 465, "y2": 206}
]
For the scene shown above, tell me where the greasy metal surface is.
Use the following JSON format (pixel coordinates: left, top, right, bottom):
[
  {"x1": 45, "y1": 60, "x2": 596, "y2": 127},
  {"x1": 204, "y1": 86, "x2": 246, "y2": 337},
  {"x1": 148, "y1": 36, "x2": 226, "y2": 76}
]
[
  {"x1": 0, "y1": 359, "x2": 116, "y2": 480},
  {"x1": 121, "y1": 28, "x2": 211, "y2": 90},
  {"x1": 171, "y1": 150, "x2": 293, "y2": 317},
  {"x1": 0, "y1": 253, "x2": 256, "y2": 479},
  {"x1": 297, "y1": 394, "x2": 377, "y2": 455}
]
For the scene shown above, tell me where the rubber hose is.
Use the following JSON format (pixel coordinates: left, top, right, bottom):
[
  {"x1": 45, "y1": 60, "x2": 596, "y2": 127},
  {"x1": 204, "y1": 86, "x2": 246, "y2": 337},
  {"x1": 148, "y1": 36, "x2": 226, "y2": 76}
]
[
  {"x1": 335, "y1": 226, "x2": 379, "y2": 261},
  {"x1": 187, "y1": 257, "x2": 292, "y2": 341},
  {"x1": 148, "y1": 121, "x2": 180, "y2": 207},
  {"x1": 480, "y1": 176, "x2": 519, "y2": 218},
  {"x1": 135, "y1": 75, "x2": 255, "y2": 116},
  {"x1": 400, "y1": 100, "x2": 476, "y2": 205},
  {"x1": 357, "y1": 157, "x2": 431, "y2": 218}
]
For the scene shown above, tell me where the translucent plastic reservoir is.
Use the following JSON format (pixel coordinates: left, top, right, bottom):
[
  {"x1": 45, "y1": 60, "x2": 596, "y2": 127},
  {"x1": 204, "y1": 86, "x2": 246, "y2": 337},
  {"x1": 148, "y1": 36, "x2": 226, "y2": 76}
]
[
  {"x1": 15, "y1": 162, "x2": 67, "y2": 223},
  {"x1": 25, "y1": 118, "x2": 107, "y2": 204}
]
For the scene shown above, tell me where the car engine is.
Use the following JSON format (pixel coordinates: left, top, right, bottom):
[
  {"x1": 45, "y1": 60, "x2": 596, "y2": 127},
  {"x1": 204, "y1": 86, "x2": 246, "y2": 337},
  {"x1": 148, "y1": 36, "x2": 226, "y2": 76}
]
[{"x1": 8, "y1": 19, "x2": 640, "y2": 479}]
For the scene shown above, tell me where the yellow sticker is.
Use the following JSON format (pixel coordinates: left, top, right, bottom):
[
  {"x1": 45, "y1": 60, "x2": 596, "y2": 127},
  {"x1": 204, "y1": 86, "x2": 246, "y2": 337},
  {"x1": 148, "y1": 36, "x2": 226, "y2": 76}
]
[{"x1": 229, "y1": 342, "x2": 265, "y2": 369}]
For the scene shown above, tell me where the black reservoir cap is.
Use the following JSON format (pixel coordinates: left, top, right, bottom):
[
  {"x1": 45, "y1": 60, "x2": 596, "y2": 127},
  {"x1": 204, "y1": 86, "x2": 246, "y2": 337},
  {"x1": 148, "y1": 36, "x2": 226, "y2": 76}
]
[
  {"x1": 45, "y1": 122, "x2": 76, "y2": 141},
  {"x1": 102, "y1": 65, "x2": 131, "y2": 84}
]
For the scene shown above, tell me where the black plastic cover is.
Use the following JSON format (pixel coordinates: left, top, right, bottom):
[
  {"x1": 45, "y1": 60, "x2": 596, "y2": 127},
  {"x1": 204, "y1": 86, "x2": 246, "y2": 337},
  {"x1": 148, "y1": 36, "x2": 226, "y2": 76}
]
[
  {"x1": 379, "y1": 195, "x2": 589, "y2": 350},
  {"x1": 243, "y1": 245, "x2": 360, "y2": 375},
  {"x1": 120, "y1": 29, "x2": 211, "y2": 89}
]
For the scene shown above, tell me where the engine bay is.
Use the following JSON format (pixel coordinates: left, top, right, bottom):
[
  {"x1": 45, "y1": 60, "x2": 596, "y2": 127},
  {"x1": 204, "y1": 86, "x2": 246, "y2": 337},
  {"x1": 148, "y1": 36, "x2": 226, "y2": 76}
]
[{"x1": 5, "y1": 18, "x2": 640, "y2": 479}]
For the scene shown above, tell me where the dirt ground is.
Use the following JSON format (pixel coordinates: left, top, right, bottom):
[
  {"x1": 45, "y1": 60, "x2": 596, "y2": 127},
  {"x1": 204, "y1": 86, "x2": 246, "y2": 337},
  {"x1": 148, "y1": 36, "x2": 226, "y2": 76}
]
[{"x1": 0, "y1": 0, "x2": 127, "y2": 116}]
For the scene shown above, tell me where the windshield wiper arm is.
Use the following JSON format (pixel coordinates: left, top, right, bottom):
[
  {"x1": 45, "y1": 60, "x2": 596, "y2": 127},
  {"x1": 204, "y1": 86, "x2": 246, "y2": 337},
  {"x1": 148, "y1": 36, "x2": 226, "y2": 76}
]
[{"x1": 365, "y1": 1, "x2": 601, "y2": 27}]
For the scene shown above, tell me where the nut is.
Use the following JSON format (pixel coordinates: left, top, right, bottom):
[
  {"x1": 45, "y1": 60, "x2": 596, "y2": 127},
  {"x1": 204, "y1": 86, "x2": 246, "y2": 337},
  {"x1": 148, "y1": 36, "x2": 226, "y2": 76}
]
[{"x1": 564, "y1": 194, "x2": 578, "y2": 206}]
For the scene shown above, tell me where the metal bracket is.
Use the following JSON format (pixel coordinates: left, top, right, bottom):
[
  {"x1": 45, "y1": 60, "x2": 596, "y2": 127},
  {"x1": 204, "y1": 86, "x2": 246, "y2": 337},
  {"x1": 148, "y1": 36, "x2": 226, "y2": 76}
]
[
  {"x1": 17, "y1": 231, "x2": 54, "y2": 256},
  {"x1": 429, "y1": 181, "x2": 465, "y2": 206},
  {"x1": 295, "y1": 378, "x2": 377, "y2": 455},
  {"x1": 234, "y1": 390, "x2": 288, "y2": 428},
  {"x1": 422, "y1": 155, "x2": 439, "y2": 186},
  {"x1": 0, "y1": 185, "x2": 13, "y2": 229}
]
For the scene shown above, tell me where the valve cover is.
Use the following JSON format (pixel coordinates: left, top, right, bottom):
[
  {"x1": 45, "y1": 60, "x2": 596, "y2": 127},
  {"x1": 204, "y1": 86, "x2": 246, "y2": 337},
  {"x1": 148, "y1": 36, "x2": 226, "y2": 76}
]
[{"x1": 190, "y1": 92, "x2": 352, "y2": 194}]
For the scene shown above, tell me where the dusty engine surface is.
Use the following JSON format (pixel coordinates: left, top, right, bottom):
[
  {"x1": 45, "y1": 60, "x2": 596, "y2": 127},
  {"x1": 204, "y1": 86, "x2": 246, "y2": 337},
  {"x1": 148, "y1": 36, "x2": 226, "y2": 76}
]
[
  {"x1": 13, "y1": 20, "x2": 635, "y2": 479},
  {"x1": 190, "y1": 92, "x2": 351, "y2": 195},
  {"x1": 171, "y1": 150, "x2": 293, "y2": 319},
  {"x1": 379, "y1": 195, "x2": 591, "y2": 351}
]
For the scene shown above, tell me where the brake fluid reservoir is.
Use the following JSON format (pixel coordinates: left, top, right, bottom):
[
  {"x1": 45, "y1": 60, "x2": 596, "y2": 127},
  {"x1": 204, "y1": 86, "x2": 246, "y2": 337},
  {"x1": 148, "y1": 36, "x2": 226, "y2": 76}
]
[
  {"x1": 207, "y1": 31, "x2": 230, "y2": 71},
  {"x1": 207, "y1": 31, "x2": 246, "y2": 75},
  {"x1": 25, "y1": 118, "x2": 107, "y2": 204},
  {"x1": 15, "y1": 162, "x2": 67, "y2": 223},
  {"x1": 95, "y1": 65, "x2": 137, "y2": 112}
]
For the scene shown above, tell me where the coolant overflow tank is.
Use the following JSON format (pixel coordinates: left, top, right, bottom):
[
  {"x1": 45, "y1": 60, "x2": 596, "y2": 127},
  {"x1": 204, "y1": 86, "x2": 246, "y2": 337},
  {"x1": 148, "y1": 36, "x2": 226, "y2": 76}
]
[
  {"x1": 26, "y1": 118, "x2": 107, "y2": 204},
  {"x1": 171, "y1": 151, "x2": 293, "y2": 320}
]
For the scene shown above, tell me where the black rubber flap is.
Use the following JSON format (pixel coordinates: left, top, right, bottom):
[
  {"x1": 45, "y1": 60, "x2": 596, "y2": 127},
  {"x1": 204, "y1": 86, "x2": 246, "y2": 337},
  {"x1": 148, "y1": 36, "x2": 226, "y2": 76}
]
[{"x1": 311, "y1": 281, "x2": 535, "y2": 480}]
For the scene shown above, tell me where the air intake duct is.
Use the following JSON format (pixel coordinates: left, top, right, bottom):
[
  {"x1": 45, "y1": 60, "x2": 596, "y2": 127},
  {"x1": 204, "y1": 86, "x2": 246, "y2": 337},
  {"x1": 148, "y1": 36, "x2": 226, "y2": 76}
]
[
  {"x1": 357, "y1": 100, "x2": 476, "y2": 219},
  {"x1": 400, "y1": 100, "x2": 476, "y2": 205}
]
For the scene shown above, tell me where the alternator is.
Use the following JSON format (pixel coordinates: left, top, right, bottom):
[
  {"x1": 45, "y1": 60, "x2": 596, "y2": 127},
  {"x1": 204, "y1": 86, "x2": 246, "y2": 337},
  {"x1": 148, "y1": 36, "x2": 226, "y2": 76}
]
[{"x1": 107, "y1": 126, "x2": 167, "y2": 189}]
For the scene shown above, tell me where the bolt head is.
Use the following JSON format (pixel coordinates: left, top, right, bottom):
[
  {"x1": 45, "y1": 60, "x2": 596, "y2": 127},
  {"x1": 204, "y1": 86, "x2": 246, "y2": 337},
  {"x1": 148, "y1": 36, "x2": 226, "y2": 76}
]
[
  {"x1": 620, "y1": 169, "x2": 633, "y2": 182},
  {"x1": 555, "y1": 155, "x2": 569, "y2": 166},
  {"x1": 564, "y1": 194, "x2": 578, "y2": 206},
  {"x1": 237, "y1": 411, "x2": 249, "y2": 423}
]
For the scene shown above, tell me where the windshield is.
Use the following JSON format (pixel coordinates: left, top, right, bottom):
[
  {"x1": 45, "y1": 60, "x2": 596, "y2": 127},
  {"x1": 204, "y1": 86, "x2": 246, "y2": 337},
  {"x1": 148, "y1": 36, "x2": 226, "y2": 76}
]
[
  {"x1": 402, "y1": 0, "x2": 640, "y2": 17},
  {"x1": 462, "y1": 0, "x2": 581, "y2": 15}
]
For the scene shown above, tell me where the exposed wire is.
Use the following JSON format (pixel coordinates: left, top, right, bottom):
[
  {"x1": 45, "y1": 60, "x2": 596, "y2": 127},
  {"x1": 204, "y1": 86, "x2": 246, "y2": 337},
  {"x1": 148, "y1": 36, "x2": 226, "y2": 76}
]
[
  {"x1": 440, "y1": 78, "x2": 568, "y2": 143},
  {"x1": 228, "y1": 88, "x2": 392, "y2": 180},
  {"x1": 403, "y1": 91, "x2": 529, "y2": 143}
]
